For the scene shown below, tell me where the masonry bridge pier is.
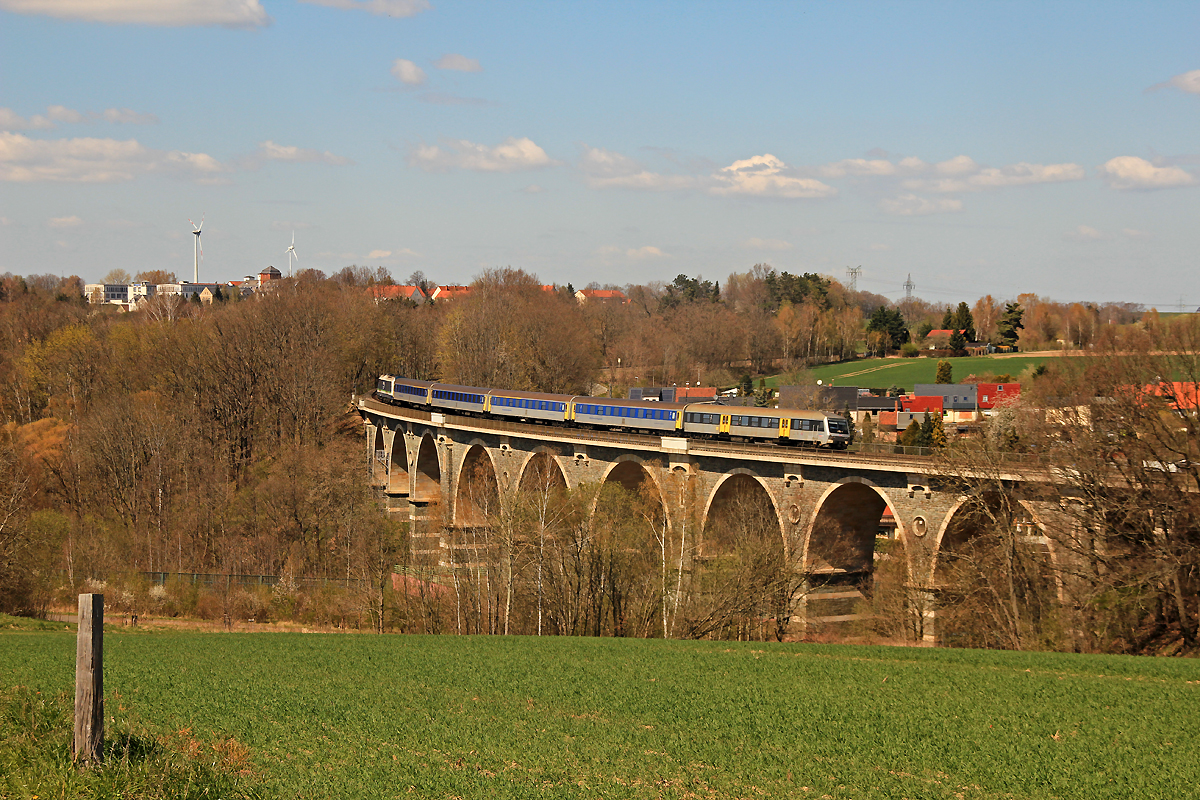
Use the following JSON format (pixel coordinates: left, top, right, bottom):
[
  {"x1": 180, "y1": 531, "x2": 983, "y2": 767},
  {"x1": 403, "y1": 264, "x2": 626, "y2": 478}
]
[{"x1": 355, "y1": 395, "x2": 1048, "y2": 641}]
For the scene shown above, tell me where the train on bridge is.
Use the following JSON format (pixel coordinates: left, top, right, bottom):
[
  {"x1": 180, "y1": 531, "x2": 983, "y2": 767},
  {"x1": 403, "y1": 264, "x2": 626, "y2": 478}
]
[{"x1": 375, "y1": 375, "x2": 851, "y2": 448}]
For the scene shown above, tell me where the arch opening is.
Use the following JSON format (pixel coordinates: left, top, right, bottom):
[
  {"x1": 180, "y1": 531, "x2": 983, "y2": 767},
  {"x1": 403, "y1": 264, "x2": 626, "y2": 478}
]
[
  {"x1": 455, "y1": 445, "x2": 500, "y2": 528},
  {"x1": 371, "y1": 425, "x2": 386, "y2": 483},
  {"x1": 591, "y1": 463, "x2": 665, "y2": 638},
  {"x1": 694, "y1": 473, "x2": 790, "y2": 641},
  {"x1": 388, "y1": 434, "x2": 410, "y2": 495},
  {"x1": 414, "y1": 434, "x2": 441, "y2": 504},
  {"x1": 806, "y1": 482, "x2": 889, "y2": 578},
  {"x1": 802, "y1": 482, "x2": 896, "y2": 634},
  {"x1": 518, "y1": 452, "x2": 567, "y2": 496},
  {"x1": 933, "y1": 494, "x2": 1058, "y2": 649}
]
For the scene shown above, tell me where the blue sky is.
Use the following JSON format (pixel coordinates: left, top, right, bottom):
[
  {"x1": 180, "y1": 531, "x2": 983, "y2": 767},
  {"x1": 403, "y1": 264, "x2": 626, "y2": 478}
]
[{"x1": 0, "y1": 0, "x2": 1197, "y2": 307}]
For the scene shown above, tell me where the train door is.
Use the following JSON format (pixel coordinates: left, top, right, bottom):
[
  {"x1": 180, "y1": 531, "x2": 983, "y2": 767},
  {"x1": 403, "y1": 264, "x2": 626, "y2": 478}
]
[
  {"x1": 779, "y1": 417, "x2": 791, "y2": 439},
  {"x1": 719, "y1": 414, "x2": 731, "y2": 434}
]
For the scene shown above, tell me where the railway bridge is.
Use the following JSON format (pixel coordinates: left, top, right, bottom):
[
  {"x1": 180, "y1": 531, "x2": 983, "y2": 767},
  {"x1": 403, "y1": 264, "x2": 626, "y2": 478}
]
[{"x1": 354, "y1": 395, "x2": 1048, "y2": 640}]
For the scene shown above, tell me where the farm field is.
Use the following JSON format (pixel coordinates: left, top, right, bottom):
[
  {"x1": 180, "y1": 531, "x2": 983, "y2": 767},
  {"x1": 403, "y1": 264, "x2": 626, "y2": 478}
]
[
  {"x1": 769, "y1": 354, "x2": 1059, "y2": 393},
  {"x1": 3, "y1": 630, "x2": 1198, "y2": 799}
]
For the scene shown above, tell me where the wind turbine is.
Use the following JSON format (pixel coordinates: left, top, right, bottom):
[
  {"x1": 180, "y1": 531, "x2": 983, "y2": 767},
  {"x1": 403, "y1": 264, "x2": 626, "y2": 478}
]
[
  {"x1": 285, "y1": 231, "x2": 299, "y2": 277},
  {"x1": 188, "y1": 215, "x2": 204, "y2": 283}
]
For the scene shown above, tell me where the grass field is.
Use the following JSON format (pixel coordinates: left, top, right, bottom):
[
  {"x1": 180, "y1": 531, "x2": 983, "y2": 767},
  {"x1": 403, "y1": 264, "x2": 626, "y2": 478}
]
[
  {"x1": 3, "y1": 628, "x2": 1198, "y2": 799},
  {"x1": 767, "y1": 354, "x2": 1060, "y2": 392}
]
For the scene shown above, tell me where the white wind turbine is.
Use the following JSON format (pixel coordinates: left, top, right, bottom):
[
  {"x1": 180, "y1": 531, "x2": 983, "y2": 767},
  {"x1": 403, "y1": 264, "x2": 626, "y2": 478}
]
[
  {"x1": 188, "y1": 215, "x2": 204, "y2": 283},
  {"x1": 285, "y1": 231, "x2": 299, "y2": 277}
]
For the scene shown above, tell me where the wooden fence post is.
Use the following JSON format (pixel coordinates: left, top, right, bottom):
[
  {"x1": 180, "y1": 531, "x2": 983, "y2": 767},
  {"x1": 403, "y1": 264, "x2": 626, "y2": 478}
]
[{"x1": 74, "y1": 593, "x2": 104, "y2": 763}]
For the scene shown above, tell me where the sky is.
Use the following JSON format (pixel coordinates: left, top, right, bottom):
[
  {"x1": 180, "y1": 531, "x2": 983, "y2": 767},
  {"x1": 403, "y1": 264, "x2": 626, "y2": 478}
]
[{"x1": 0, "y1": 0, "x2": 1197, "y2": 308}]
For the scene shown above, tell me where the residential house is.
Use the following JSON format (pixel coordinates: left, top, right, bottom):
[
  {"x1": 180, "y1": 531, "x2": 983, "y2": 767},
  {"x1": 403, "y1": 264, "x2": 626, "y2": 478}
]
[
  {"x1": 976, "y1": 383, "x2": 1021, "y2": 410},
  {"x1": 574, "y1": 288, "x2": 629, "y2": 304},
  {"x1": 368, "y1": 285, "x2": 427, "y2": 304},
  {"x1": 431, "y1": 285, "x2": 472, "y2": 302},
  {"x1": 914, "y1": 383, "x2": 979, "y2": 422}
]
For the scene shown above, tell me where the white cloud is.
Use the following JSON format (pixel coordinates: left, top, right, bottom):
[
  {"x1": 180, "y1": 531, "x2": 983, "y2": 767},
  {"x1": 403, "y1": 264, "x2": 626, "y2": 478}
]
[
  {"x1": 102, "y1": 108, "x2": 158, "y2": 124},
  {"x1": 935, "y1": 155, "x2": 979, "y2": 175},
  {"x1": 0, "y1": 132, "x2": 228, "y2": 183},
  {"x1": 903, "y1": 160, "x2": 1084, "y2": 193},
  {"x1": 0, "y1": 0, "x2": 270, "y2": 27},
  {"x1": 1065, "y1": 224, "x2": 1107, "y2": 241},
  {"x1": 816, "y1": 158, "x2": 897, "y2": 178},
  {"x1": 1122, "y1": 228, "x2": 1150, "y2": 239},
  {"x1": 519, "y1": 184, "x2": 544, "y2": 194},
  {"x1": 47, "y1": 215, "x2": 82, "y2": 228},
  {"x1": 970, "y1": 162, "x2": 1086, "y2": 187},
  {"x1": 391, "y1": 59, "x2": 426, "y2": 86},
  {"x1": 46, "y1": 106, "x2": 84, "y2": 124},
  {"x1": 256, "y1": 140, "x2": 352, "y2": 165},
  {"x1": 1099, "y1": 156, "x2": 1196, "y2": 190},
  {"x1": 434, "y1": 54, "x2": 482, "y2": 72},
  {"x1": 1149, "y1": 69, "x2": 1200, "y2": 94},
  {"x1": 0, "y1": 105, "x2": 158, "y2": 130},
  {"x1": 368, "y1": 249, "x2": 392, "y2": 259},
  {"x1": 879, "y1": 194, "x2": 963, "y2": 216},
  {"x1": 410, "y1": 137, "x2": 557, "y2": 173},
  {"x1": 580, "y1": 146, "x2": 834, "y2": 198},
  {"x1": 0, "y1": 108, "x2": 53, "y2": 131},
  {"x1": 300, "y1": 0, "x2": 429, "y2": 17},
  {"x1": 741, "y1": 237, "x2": 793, "y2": 251},
  {"x1": 577, "y1": 145, "x2": 694, "y2": 190},
  {"x1": 710, "y1": 154, "x2": 836, "y2": 199},
  {"x1": 597, "y1": 245, "x2": 667, "y2": 259}
]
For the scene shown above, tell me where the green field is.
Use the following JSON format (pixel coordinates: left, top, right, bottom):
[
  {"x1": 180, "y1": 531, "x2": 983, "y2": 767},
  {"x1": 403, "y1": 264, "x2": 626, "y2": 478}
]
[
  {"x1": 769, "y1": 354, "x2": 1060, "y2": 392},
  {"x1": 3, "y1": 630, "x2": 1198, "y2": 799}
]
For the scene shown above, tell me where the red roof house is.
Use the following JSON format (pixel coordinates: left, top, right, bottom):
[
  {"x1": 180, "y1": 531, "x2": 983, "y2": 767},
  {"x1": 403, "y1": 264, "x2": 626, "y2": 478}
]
[
  {"x1": 574, "y1": 288, "x2": 629, "y2": 304},
  {"x1": 368, "y1": 285, "x2": 427, "y2": 304},
  {"x1": 431, "y1": 285, "x2": 472, "y2": 302}
]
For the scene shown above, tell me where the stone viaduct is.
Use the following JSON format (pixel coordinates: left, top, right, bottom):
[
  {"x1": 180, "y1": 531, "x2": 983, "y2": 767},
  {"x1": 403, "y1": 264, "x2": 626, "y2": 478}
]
[{"x1": 355, "y1": 395, "x2": 1046, "y2": 640}]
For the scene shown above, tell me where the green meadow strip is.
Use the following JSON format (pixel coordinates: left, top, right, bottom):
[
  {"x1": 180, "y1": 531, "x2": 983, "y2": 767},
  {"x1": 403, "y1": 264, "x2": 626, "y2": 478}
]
[{"x1": 2, "y1": 632, "x2": 1197, "y2": 799}]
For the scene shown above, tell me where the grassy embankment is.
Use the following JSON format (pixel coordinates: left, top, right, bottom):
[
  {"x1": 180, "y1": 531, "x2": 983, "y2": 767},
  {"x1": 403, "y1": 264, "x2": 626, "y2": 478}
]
[
  {"x1": 767, "y1": 354, "x2": 1059, "y2": 393},
  {"x1": 3, "y1": 619, "x2": 1198, "y2": 799}
]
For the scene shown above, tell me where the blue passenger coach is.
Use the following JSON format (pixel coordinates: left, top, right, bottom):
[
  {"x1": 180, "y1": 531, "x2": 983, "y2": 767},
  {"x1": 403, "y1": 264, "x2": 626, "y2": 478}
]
[
  {"x1": 570, "y1": 398, "x2": 685, "y2": 432},
  {"x1": 390, "y1": 377, "x2": 434, "y2": 406},
  {"x1": 488, "y1": 389, "x2": 570, "y2": 423},
  {"x1": 429, "y1": 383, "x2": 488, "y2": 414}
]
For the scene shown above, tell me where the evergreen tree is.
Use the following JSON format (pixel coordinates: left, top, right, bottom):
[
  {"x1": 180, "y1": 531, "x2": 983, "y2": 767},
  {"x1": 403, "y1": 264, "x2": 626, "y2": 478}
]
[
  {"x1": 952, "y1": 301, "x2": 976, "y2": 342},
  {"x1": 898, "y1": 420, "x2": 921, "y2": 449},
  {"x1": 866, "y1": 306, "x2": 910, "y2": 352},
  {"x1": 859, "y1": 412, "x2": 876, "y2": 444},
  {"x1": 935, "y1": 359, "x2": 953, "y2": 385},
  {"x1": 997, "y1": 302, "x2": 1025, "y2": 348},
  {"x1": 948, "y1": 330, "x2": 967, "y2": 354},
  {"x1": 941, "y1": 306, "x2": 955, "y2": 329},
  {"x1": 930, "y1": 415, "x2": 948, "y2": 449},
  {"x1": 843, "y1": 404, "x2": 857, "y2": 444},
  {"x1": 917, "y1": 411, "x2": 935, "y2": 448},
  {"x1": 754, "y1": 378, "x2": 772, "y2": 407}
]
